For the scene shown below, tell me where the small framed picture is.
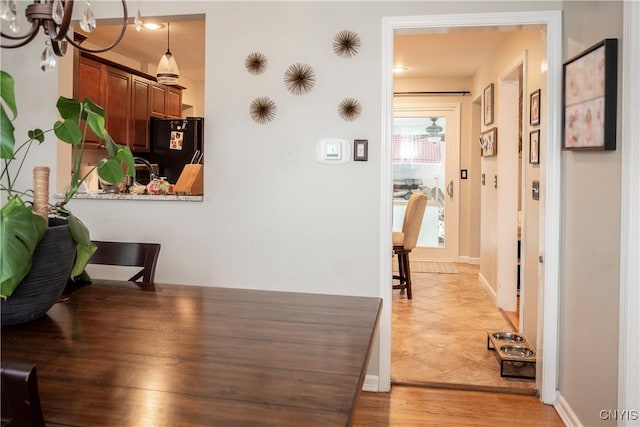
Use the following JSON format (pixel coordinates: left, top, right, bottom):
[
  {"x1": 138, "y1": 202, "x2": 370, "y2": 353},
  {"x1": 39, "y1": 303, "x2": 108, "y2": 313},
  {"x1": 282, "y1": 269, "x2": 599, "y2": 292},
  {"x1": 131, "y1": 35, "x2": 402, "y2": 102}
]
[
  {"x1": 530, "y1": 89, "x2": 541, "y2": 126},
  {"x1": 353, "y1": 139, "x2": 368, "y2": 161},
  {"x1": 483, "y1": 83, "x2": 494, "y2": 126},
  {"x1": 479, "y1": 127, "x2": 497, "y2": 157},
  {"x1": 529, "y1": 129, "x2": 540, "y2": 164}
]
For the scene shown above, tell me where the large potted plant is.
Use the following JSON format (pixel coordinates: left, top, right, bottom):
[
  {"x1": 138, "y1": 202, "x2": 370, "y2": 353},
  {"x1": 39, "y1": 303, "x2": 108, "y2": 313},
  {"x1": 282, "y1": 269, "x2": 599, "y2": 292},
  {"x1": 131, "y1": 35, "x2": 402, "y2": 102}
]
[{"x1": 1, "y1": 70, "x2": 135, "y2": 325}]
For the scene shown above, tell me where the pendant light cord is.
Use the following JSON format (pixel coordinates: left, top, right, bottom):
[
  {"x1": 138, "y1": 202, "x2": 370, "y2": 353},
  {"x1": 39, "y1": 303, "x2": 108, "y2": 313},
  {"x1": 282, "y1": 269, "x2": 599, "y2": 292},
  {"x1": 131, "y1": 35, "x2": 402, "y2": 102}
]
[{"x1": 167, "y1": 22, "x2": 170, "y2": 53}]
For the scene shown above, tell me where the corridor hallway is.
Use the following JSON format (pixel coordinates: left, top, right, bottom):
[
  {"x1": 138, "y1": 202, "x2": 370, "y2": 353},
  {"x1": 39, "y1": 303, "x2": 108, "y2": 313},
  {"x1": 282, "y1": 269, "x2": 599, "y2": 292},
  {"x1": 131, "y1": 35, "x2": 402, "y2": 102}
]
[{"x1": 391, "y1": 263, "x2": 535, "y2": 394}]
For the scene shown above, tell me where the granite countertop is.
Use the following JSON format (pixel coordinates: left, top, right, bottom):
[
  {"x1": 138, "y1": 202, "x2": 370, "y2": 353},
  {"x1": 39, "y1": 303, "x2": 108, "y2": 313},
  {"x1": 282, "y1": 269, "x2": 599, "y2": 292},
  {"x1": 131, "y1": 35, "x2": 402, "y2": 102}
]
[{"x1": 54, "y1": 193, "x2": 203, "y2": 202}]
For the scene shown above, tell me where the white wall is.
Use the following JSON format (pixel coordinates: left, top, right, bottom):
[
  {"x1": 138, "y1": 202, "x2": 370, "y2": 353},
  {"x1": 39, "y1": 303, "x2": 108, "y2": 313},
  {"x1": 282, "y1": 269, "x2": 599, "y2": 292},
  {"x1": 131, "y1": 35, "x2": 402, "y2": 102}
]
[
  {"x1": 558, "y1": 1, "x2": 623, "y2": 425},
  {"x1": 472, "y1": 30, "x2": 544, "y2": 304},
  {"x1": 2, "y1": 0, "x2": 567, "y2": 386}
]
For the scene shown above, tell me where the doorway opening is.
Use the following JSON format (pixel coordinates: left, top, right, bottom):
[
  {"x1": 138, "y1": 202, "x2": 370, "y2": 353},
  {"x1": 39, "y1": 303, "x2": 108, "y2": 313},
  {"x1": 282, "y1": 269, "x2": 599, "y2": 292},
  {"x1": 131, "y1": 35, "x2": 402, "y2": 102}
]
[{"x1": 379, "y1": 11, "x2": 563, "y2": 405}]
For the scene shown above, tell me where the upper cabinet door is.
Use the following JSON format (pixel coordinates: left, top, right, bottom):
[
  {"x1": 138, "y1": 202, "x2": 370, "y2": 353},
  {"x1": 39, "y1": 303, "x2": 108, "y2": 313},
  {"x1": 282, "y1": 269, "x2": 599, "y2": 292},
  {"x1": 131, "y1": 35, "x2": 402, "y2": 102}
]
[
  {"x1": 167, "y1": 87, "x2": 183, "y2": 119},
  {"x1": 77, "y1": 56, "x2": 106, "y2": 146},
  {"x1": 150, "y1": 83, "x2": 168, "y2": 117},
  {"x1": 131, "y1": 76, "x2": 151, "y2": 152},
  {"x1": 104, "y1": 67, "x2": 131, "y2": 147}
]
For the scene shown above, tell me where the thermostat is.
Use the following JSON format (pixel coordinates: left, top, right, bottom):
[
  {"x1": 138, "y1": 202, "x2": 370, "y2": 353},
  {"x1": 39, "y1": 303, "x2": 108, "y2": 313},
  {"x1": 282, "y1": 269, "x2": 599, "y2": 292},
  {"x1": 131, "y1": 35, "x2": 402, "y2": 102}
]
[{"x1": 316, "y1": 138, "x2": 349, "y2": 164}]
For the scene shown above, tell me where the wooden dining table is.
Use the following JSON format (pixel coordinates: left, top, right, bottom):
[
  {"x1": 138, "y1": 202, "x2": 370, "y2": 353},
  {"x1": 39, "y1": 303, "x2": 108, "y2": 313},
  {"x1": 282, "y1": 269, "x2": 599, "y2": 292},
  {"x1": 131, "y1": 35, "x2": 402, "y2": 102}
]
[{"x1": 1, "y1": 280, "x2": 382, "y2": 426}]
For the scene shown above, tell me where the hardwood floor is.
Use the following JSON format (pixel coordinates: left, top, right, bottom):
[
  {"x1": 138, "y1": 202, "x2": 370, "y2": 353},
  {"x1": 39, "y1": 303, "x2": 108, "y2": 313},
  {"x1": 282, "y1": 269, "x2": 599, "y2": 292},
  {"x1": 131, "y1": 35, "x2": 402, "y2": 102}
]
[
  {"x1": 352, "y1": 262, "x2": 564, "y2": 425},
  {"x1": 391, "y1": 263, "x2": 536, "y2": 393},
  {"x1": 352, "y1": 385, "x2": 564, "y2": 426}
]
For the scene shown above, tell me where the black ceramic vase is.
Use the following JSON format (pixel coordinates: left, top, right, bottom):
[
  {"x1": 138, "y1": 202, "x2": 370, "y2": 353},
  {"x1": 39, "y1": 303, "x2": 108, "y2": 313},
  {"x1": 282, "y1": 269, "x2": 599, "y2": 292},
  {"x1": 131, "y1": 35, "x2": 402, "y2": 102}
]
[{"x1": 1, "y1": 218, "x2": 75, "y2": 326}]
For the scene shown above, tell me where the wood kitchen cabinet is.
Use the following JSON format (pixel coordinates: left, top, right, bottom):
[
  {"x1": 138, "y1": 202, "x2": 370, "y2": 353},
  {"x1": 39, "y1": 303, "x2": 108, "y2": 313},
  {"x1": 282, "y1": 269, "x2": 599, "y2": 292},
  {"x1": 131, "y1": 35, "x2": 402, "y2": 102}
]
[
  {"x1": 76, "y1": 53, "x2": 183, "y2": 153},
  {"x1": 104, "y1": 67, "x2": 131, "y2": 147},
  {"x1": 151, "y1": 83, "x2": 183, "y2": 119},
  {"x1": 76, "y1": 56, "x2": 105, "y2": 147},
  {"x1": 131, "y1": 76, "x2": 151, "y2": 152},
  {"x1": 167, "y1": 86, "x2": 182, "y2": 119}
]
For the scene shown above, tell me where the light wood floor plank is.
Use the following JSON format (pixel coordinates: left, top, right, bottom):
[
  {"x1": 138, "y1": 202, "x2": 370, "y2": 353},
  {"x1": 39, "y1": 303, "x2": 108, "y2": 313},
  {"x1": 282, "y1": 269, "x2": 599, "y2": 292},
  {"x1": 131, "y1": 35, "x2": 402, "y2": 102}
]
[{"x1": 353, "y1": 385, "x2": 564, "y2": 426}]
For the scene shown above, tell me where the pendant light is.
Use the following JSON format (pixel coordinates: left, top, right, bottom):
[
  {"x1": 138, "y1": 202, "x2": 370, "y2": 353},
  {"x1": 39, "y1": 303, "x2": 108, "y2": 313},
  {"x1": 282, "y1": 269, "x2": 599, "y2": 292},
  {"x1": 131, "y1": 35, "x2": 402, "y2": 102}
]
[{"x1": 157, "y1": 22, "x2": 179, "y2": 85}]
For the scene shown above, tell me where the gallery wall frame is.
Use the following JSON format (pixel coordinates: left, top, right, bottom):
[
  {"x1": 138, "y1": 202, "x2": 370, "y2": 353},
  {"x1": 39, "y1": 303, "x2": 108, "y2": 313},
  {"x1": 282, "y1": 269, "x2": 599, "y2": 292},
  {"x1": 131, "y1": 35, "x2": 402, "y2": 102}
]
[
  {"x1": 529, "y1": 129, "x2": 540, "y2": 164},
  {"x1": 562, "y1": 38, "x2": 618, "y2": 151},
  {"x1": 479, "y1": 127, "x2": 497, "y2": 157},
  {"x1": 530, "y1": 89, "x2": 541, "y2": 126},
  {"x1": 483, "y1": 83, "x2": 494, "y2": 126}
]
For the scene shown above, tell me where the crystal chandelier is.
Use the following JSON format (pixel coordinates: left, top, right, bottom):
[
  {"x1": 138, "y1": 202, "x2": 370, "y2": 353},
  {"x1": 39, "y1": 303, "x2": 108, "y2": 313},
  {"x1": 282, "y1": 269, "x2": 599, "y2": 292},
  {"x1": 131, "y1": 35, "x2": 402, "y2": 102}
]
[{"x1": 0, "y1": 0, "x2": 139, "y2": 72}]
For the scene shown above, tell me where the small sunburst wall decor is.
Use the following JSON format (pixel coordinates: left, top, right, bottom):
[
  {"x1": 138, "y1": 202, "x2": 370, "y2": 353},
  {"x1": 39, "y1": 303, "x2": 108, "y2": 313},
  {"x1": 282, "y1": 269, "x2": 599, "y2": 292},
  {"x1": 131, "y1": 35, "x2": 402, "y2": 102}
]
[
  {"x1": 338, "y1": 98, "x2": 362, "y2": 121},
  {"x1": 333, "y1": 30, "x2": 361, "y2": 58},
  {"x1": 283, "y1": 63, "x2": 316, "y2": 96},
  {"x1": 250, "y1": 97, "x2": 277, "y2": 124},
  {"x1": 245, "y1": 52, "x2": 267, "y2": 75}
]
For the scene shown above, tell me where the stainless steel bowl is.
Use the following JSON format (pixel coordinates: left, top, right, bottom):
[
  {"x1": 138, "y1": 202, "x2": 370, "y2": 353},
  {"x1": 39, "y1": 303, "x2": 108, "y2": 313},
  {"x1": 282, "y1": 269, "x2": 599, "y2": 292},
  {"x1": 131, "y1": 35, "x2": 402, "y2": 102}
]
[
  {"x1": 492, "y1": 332, "x2": 525, "y2": 343},
  {"x1": 500, "y1": 345, "x2": 536, "y2": 358}
]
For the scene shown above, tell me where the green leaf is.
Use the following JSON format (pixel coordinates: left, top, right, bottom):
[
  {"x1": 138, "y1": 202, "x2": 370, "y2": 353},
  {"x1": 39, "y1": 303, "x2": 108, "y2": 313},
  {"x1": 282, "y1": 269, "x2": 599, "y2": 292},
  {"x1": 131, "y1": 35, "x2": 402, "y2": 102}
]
[
  {"x1": 0, "y1": 101, "x2": 15, "y2": 159},
  {"x1": 103, "y1": 132, "x2": 118, "y2": 157},
  {"x1": 56, "y1": 96, "x2": 82, "y2": 121},
  {"x1": 81, "y1": 98, "x2": 105, "y2": 118},
  {"x1": 0, "y1": 197, "x2": 47, "y2": 298},
  {"x1": 86, "y1": 110, "x2": 105, "y2": 140},
  {"x1": 1, "y1": 70, "x2": 17, "y2": 159},
  {"x1": 54, "y1": 119, "x2": 82, "y2": 145},
  {"x1": 96, "y1": 158, "x2": 125, "y2": 184},
  {"x1": 0, "y1": 70, "x2": 17, "y2": 119},
  {"x1": 68, "y1": 214, "x2": 96, "y2": 279},
  {"x1": 116, "y1": 145, "x2": 135, "y2": 176},
  {"x1": 28, "y1": 128, "x2": 45, "y2": 143}
]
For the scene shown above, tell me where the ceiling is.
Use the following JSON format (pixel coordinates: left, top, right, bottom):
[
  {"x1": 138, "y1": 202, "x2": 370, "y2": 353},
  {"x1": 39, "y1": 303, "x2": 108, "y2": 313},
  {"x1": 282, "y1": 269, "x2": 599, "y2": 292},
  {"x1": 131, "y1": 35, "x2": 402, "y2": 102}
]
[
  {"x1": 81, "y1": 16, "x2": 534, "y2": 83},
  {"x1": 77, "y1": 15, "x2": 206, "y2": 82},
  {"x1": 393, "y1": 31, "x2": 518, "y2": 79}
]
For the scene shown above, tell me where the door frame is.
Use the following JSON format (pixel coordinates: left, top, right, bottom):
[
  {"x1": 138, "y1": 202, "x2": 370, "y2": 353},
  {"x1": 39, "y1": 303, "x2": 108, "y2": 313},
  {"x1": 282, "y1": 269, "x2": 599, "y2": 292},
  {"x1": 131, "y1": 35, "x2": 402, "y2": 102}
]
[
  {"x1": 379, "y1": 10, "x2": 562, "y2": 404},
  {"x1": 392, "y1": 101, "x2": 461, "y2": 261}
]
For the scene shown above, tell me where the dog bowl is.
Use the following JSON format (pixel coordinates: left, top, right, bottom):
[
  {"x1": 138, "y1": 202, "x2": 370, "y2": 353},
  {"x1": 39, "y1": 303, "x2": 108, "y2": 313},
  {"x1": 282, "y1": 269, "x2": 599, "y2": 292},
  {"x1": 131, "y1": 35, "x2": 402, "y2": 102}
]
[
  {"x1": 500, "y1": 345, "x2": 536, "y2": 358},
  {"x1": 492, "y1": 332, "x2": 525, "y2": 343}
]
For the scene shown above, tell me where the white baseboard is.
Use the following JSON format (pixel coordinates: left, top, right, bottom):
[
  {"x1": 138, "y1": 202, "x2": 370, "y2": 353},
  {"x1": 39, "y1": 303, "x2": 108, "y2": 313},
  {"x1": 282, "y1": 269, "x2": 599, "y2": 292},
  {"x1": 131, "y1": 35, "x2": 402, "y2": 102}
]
[
  {"x1": 554, "y1": 393, "x2": 583, "y2": 426},
  {"x1": 478, "y1": 272, "x2": 497, "y2": 302},
  {"x1": 458, "y1": 256, "x2": 480, "y2": 265},
  {"x1": 362, "y1": 374, "x2": 379, "y2": 392}
]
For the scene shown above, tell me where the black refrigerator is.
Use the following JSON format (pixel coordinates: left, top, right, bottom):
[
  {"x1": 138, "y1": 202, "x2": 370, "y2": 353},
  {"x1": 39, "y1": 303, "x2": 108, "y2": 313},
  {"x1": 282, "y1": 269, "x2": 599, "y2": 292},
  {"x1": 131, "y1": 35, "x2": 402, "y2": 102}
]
[{"x1": 148, "y1": 117, "x2": 204, "y2": 184}]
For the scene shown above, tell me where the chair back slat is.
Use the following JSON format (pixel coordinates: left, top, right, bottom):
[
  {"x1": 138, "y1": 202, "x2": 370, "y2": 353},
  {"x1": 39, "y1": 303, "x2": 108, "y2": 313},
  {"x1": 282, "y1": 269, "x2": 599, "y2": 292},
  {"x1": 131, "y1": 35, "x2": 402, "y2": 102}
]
[
  {"x1": 1, "y1": 361, "x2": 45, "y2": 427},
  {"x1": 90, "y1": 241, "x2": 161, "y2": 283}
]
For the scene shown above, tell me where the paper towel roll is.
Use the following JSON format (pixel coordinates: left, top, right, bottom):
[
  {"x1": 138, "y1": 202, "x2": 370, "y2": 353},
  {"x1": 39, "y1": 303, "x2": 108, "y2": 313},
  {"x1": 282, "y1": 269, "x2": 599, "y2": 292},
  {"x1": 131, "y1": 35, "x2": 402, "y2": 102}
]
[{"x1": 80, "y1": 165, "x2": 99, "y2": 192}]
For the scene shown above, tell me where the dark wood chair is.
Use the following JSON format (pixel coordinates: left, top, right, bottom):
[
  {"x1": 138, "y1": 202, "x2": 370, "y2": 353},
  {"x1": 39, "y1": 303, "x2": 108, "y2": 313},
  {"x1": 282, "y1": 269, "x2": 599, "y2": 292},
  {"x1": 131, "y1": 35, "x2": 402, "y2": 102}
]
[
  {"x1": 1, "y1": 361, "x2": 45, "y2": 427},
  {"x1": 89, "y1": 241, "x2": 161, "y2": 283},
  {"x1": 392, "y1": 192, "x2": 428, "y2": 299}
]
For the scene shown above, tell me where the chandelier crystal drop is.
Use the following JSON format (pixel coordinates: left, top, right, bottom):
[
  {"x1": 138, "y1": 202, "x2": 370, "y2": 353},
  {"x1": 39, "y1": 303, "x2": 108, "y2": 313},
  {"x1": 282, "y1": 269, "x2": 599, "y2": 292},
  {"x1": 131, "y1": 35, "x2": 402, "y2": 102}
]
[
  {"x1": 52, "y1": 0, "x2": 64, "y2": 25},
  {"x1": 79, "y1": 0, "x2": 96, "y2": 33},
  {"x1": 0, "y1": 0, "x2": 16, "y2": 21},
  {"x1": 8, "y1": 12, "x2": 18, "y2": 33},
  {"x1": 40, "y1": 40, "x2": 57, "y2": 72},
  {"x1": 134, "y1": 7, "x2": 143, "y2": 32}
]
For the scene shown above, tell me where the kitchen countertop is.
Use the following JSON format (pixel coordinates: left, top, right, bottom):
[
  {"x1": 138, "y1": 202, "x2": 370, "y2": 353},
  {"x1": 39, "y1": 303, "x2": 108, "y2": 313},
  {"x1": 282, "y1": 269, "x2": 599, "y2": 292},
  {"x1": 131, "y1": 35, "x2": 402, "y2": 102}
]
[{"x1": 54, "y1": 192, "x2": 203, "y2": 202}]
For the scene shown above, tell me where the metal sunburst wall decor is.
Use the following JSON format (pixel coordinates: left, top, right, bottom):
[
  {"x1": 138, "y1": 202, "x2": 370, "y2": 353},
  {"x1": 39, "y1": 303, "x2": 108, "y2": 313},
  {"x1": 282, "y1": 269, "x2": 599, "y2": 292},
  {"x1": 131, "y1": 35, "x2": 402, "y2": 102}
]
[
  {"x1": 283, "y1": 63, "x2": 316, "y2": 96},
  {"x1": 332, "y1": 30, "x2": 361, "y2": 58},
  {"x1": 245, "y1": 52, "x2": 268, "y2": 75},
  {"x1": 338, "y1": 98, "x2": 362, "y2": 122},
  {"x1": 250, "y1": 97, "x2": 277, "y2": 124}
]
